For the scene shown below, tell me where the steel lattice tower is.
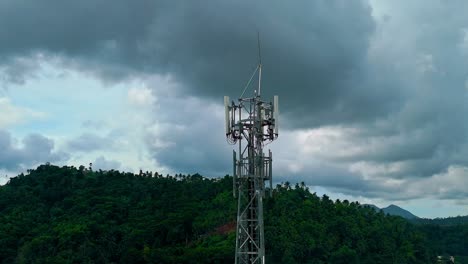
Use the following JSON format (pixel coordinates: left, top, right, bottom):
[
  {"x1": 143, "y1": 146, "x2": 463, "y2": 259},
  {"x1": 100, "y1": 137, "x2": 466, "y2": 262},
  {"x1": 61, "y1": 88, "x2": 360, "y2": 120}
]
[{"x1": 224, "y1": 50, "x2": 279, "y2": 264}]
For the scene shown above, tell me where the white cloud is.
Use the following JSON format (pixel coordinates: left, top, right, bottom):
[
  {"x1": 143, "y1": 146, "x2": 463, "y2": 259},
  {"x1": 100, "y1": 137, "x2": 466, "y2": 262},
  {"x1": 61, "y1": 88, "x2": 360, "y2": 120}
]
[
  {"x1": 1, "y1": 60, "x2": 172, "y2": 175},
  {"x1": 127, "y1": 86, "x2": 156, "y2": 106},
  {"x1": 0, "y1": 97, "x2": 46, "y2": 129},
  {"x1": 403, "y1": 166, "x2": 468, "y2": 200},
  {"x1": 266, "y1": 123, "x2": 468, "y2": 206}
]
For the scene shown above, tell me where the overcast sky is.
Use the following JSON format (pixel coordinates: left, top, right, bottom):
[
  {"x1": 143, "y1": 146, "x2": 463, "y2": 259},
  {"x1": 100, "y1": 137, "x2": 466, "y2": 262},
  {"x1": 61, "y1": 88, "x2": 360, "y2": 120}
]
[{"x1": 1, "y1": 0, "x2": 468, "y2": 218}]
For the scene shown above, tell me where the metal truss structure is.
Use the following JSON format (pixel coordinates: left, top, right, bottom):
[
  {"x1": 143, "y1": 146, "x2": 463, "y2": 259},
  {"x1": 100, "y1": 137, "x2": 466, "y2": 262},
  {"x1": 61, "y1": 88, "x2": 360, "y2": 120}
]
[{"x1": 224, "y1": 54, "x2": 278, "y2": 264}]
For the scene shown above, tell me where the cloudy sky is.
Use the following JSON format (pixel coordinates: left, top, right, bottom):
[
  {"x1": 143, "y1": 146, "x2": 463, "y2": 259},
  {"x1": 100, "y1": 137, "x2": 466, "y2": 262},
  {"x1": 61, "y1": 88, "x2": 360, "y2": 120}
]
[{"x1": 1, "y1": 0, "x2": 468, "y2": 218}]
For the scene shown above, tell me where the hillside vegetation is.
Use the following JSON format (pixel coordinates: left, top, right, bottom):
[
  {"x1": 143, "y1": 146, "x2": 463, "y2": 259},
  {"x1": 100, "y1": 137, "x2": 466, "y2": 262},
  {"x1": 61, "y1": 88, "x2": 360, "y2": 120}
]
[{"x1": 0, "y1": 164, "x2": 466, "y2": 263}]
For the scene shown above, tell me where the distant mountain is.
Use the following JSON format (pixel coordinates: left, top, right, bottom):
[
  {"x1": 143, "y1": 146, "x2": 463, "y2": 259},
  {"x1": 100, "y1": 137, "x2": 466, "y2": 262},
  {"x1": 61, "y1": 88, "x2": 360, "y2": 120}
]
[
  {"x1": 382, "y1": 204, "x2": 419, "y2": 219},
  {"x1": 362, "y1": 204, "x2": 380, "y2": 211},
  {"x1": 363, "y1": 204, "x2": 419, "y2": 219}
]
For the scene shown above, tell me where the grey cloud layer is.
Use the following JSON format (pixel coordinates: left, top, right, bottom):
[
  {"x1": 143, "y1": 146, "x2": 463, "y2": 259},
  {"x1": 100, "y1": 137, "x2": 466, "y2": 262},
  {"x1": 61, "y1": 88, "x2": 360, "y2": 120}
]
[
  {"x1": 340, "y1": 1, "x2": 468, "y2": 180},
  {"x1": 0, "y1": 0, "x2": 154, "y2": 57},
  {"x1": 0, "y1": 130, "x2": 68, "y2": 170},
  {"x1": 144, "y1": 96, "x2": 232, "y2": 176},
  {"x1": 0, "y1": 0, "x2": 396, "y2": 127},
  {"x1": 3, "y1": 1, "x2": 468, "y2": 203}
]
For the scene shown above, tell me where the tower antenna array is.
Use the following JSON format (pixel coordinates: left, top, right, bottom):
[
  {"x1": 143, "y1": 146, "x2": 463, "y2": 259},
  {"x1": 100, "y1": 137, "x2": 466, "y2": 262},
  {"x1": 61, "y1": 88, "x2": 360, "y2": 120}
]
[{"x1": 224, "y1": 36, "x2": 279, "y2": 264}]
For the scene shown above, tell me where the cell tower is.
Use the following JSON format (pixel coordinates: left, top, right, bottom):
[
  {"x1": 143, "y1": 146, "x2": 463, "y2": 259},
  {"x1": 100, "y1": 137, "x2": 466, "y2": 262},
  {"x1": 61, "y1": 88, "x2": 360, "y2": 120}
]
[{"x1": 224, "y1": 38, "x2": 279, "y2": 264}]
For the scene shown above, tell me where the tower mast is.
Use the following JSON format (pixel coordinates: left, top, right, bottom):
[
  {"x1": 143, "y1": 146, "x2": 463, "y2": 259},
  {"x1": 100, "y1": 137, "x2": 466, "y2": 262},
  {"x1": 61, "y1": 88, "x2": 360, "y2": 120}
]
[{"x1": 224, "y1": 38, "x2": 279, "y2": 264}]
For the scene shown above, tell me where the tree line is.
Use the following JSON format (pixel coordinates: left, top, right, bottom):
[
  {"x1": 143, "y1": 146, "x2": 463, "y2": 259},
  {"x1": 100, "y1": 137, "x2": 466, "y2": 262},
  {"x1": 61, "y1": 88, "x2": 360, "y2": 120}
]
[{"x1": 0, "y1": 164, "x2": 466, "y2": 263}]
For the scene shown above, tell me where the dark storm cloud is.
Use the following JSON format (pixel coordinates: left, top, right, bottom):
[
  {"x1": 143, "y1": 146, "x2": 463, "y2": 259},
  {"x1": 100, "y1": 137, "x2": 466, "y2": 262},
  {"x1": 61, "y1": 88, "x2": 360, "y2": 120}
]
[
  {"x1": 0, "y1": 0, "x2": 392, "y2": 127},
  {"x1": 136, "y1": 0, "x2": 468, "y2": 201},
  {"x1": 0, "y1": 0, "x2": 156, "y2": 82},
  {"x1": 140, "y1": 0, "x2": 384, "y2": 128},
  {"x1": 4, "y1": 0, "x2": 468, "y2": 203},
  {"x1": 0, "y1": 130, "x2": 68, "y2": 170},
  {"x1": 0, "y1": 0, "x2": 155, "y2": 57},
  {"x1": 0, "y1": 0, "x2": 389, "y2": 176}
]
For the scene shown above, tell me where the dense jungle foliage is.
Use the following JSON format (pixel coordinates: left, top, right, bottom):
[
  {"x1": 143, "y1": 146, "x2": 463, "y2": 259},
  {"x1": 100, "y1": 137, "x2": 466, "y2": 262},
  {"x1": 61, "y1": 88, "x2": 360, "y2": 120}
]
[{"x1": 0, "y1": 164, "x2": 466, "y2": 263}]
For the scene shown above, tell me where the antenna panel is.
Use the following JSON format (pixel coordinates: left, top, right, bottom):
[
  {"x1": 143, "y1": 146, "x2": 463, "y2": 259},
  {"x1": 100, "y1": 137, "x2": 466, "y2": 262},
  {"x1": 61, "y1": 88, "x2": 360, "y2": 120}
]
[
  {"x1": 273, "y1": 95, "x2": 279, "y2": 135},
  {"x1": 224, "y1": 96, "x2": 230, "y2": 134}
]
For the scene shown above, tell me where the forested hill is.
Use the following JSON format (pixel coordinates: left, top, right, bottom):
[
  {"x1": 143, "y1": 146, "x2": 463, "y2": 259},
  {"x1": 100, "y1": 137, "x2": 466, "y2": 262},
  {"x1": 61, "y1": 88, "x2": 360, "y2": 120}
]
[
  {"x1": 413, "y1": 215, "x2": 468, "y2": 226},
  {"x1": 0, "y1": 164, "x2": 465, "y2": 263}
]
